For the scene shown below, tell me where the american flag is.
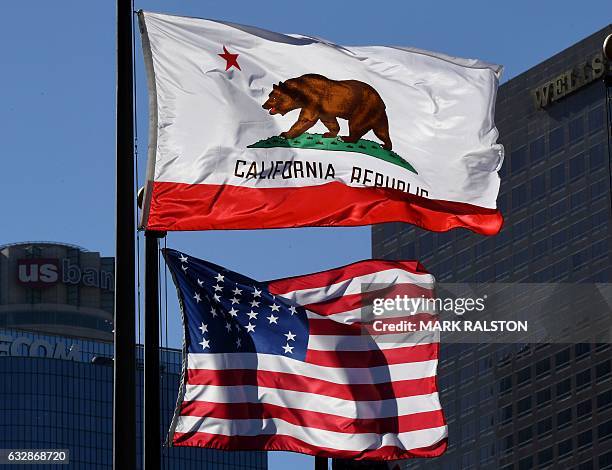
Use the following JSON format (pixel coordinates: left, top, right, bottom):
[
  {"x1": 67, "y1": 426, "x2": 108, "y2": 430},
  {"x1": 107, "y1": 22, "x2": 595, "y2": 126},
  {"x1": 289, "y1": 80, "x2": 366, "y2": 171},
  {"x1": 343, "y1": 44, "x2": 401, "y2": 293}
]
[{"x1": 164, "y1": 249, "x2": 447, "y2": 460}]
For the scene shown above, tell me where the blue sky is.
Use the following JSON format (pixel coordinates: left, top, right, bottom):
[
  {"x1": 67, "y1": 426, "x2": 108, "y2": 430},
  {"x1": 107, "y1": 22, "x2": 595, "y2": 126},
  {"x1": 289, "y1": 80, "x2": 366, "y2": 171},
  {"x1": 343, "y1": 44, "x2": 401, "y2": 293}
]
[{"x1": 1, "y1": 1, "x2": 610, "y2": 468}]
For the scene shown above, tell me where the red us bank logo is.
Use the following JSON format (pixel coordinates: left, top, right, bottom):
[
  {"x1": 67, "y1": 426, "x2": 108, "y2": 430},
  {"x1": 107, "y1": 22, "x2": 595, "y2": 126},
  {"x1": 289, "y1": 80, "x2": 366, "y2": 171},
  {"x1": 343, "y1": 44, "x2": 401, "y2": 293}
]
[{"x1": 17, "y1": 259, "x2": 60, "y2": 287}]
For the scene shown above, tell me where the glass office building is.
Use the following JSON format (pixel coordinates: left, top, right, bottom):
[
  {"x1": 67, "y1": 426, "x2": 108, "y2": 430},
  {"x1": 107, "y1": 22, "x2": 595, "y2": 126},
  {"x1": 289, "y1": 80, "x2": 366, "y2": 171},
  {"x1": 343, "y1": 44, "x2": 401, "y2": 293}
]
[
  {"x1": 0, "y1": 242, "x2": 266, "y2": 470},
  {"x1": 372, "y1": 26, "x2": 612, "y2": 469}
]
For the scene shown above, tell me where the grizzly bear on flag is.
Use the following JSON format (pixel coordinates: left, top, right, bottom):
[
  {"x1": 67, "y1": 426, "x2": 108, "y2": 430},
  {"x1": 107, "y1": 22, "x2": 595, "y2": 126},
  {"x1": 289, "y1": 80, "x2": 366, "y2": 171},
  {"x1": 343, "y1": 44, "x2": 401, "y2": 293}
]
[{"x1": 262, "y1": 74, "x2": 393, "y2": 150}]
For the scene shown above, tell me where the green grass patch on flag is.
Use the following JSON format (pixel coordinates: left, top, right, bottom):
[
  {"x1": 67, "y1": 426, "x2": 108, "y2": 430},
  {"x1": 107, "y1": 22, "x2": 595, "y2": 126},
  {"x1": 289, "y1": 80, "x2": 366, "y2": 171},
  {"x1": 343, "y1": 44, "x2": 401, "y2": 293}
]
[{"x1": 248, "y1": 133, "x2": 417, "y2": 174}]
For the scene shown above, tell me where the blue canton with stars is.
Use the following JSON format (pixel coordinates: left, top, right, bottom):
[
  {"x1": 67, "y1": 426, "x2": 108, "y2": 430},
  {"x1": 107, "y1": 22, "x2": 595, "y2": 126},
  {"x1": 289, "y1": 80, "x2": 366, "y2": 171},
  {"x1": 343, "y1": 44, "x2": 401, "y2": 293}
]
[{"x1": 164, "y1": 249, "x2": 309, "y2": 360}]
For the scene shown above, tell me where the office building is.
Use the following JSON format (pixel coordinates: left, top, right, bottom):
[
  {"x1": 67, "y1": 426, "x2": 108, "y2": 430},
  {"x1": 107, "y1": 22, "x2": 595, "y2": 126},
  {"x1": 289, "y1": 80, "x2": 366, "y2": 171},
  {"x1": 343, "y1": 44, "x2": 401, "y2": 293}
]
[
  {"x1": 372, "y1": 26, "x2": 612, "y2": 469},
  {"x1": 0, "y1": 242, "x2": 267, "y2": 469}
]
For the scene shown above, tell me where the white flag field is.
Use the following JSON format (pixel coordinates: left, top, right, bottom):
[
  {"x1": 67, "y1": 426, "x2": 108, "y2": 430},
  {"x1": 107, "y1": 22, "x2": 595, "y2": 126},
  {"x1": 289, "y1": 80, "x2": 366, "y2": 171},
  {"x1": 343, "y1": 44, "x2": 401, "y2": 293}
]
[{"x1": 138, "y1": 11, "x2": 504, "y2": 234}]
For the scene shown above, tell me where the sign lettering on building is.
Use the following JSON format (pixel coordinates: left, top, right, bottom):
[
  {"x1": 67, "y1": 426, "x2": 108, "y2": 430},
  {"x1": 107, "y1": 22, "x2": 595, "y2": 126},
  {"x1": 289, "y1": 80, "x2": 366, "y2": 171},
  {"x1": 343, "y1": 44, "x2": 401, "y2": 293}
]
[
  {"x1": 0, "y1": 335, "x2": 81, "y2": 361},
  {"x1": 16, "y1": 258, "x2": 114, "y2": 291},
  {"x1": 532, "y1": 53, "x2": 605, "y2": 109}
]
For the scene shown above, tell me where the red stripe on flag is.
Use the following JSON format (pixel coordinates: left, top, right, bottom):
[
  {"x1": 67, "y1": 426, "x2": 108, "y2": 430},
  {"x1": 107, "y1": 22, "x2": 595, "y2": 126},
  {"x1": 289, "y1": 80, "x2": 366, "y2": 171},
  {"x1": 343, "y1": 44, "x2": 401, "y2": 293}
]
[
  {"x1": 173, "y1": 432, "x2": 448, "y2": 460},
  {"x1": 269, "y1": 259, "x2": 431, "y2": 294},
  {"x1": 303, "y1": 284, "x2": 434, "y2": 316},
  {"x1": 186, "y1": 369, "x2": 437, "y2": 401},
  {"x1": 145, "y1": 181, "x2": 502, "y2": 234},
  {"x1": 308, "y1": 313, "x2": 437, "y2": 335},
  {"x1": 179, "y1": 401, "x2": 445, "y2": 435},
  {"x1": 305, "y1": 343, "x2": 437, "y2": 367}
]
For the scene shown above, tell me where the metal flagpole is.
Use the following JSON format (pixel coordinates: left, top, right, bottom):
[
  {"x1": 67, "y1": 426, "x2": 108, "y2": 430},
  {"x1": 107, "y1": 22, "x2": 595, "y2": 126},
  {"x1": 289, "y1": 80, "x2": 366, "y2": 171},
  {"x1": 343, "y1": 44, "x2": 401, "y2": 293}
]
[
  {"x1": 114, "y1": 0, "x2": 136, "y2": 469},
  {"x1": 144, "y1": 231, "x2": 164, "y2": 470},
  {"x1": 315, "y1": 457, "x2": 328, "y2": 469}
]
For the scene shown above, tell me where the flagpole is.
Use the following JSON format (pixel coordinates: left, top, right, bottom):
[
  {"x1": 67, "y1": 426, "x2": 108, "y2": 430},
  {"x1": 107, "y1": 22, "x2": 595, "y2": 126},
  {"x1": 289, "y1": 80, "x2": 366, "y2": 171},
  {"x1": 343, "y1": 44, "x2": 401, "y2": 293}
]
[
  {"x1": 144, "y1": 231, "x2": 165, "y2": 470},
  {"x1": 114, "y1": 0, "x2": 136, "y2": 469}
]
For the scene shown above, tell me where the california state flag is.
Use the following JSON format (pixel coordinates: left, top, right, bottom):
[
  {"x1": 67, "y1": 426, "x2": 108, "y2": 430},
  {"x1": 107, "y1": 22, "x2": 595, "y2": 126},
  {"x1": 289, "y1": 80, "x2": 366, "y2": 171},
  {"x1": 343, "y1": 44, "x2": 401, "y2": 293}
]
[{"x1": 138, "y1": 11, "x2": 504, "y2": 234}]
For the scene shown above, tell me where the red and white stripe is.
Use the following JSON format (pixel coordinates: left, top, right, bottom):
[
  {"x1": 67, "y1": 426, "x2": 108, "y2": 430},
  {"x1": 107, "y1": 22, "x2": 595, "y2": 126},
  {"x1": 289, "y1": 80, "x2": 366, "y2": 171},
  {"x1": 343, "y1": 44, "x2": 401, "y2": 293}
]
[{"x1": 173, "y1": 260, "x2": 447, "y2": 460}]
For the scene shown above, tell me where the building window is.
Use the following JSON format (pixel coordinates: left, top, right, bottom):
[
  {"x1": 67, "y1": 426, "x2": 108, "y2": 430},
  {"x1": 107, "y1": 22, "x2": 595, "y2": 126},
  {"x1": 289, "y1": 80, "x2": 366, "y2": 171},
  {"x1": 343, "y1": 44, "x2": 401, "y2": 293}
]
[
  {"x1": 537, "y1": 416, "x2": 553, "y2": 436},
  {"x1": 569, "y1": 153, "x2": 586, "y2": 179},
  {"x1": 533, "y1": 239, "x2": 548, "y2": 260},
  {"x1": 596, "y1": 361, "x2": 612, "y2": 382},
  {"x1": 530, "y1": 136, "x2": 545, "y2": 163},
  {"x1": 555, "y1": 348, "x2": 571, "y2": 369},
  {"x1": 502, "y1": 434, "x2": 513, "y2": 454},
  {"x1": 556, "y1": 378, "x2": 571, "y2": 399},
  {"x1": 549, "y1": 127, "x2": 565, "y2": 153},
  {"x1": 513, "y1": 218, "x2": 530, "y2": 240},
  {"x1": 557, "y1": 408, "x2": 572, "y2": 430},
  {"x1": 576, "y1": 369, "x2": 591, "y2": 390},
  {"x1": 400, "y1": 242, "x2": 415, "y2": 259},
  {"x1": 578, "y1": 429, "x2": 593, "y2": 449},
  {"x1": 419, "y1": 236, "x2": 433, "y2": 257},
  {"x1": 511, "y1": 146, "x2": 527, "y2": 173},
  {"x1": 517, "y1": 366, "x2": 531, "y2": 386},
  {"x1": 575, "y1": 343, "x2": 591, "y2": 359},
  {"x1": 588, "y1": 106, "x2": 604, "y2": 133},
  {"x1": 530, "y1": 173, "x2": 546, "y2": 199},
  {"x1": 598, "y1": 419, "x2": 612, "y2": 442},
  {"x1": 499, "y1": 375, "x2": 512, "y2": 395},
  {"x1": 536, "y1": 357, "x2": 551, "y2": 377},
  {"x1": 570, "y1": 189, "x2": 588, "y2": 210},
  {"x1": 512, "y1": 183, "x2": 528, "y2": 210},
  {"x1": 598, "y1": 390, "x2": 612, "y2": 411},
  {"x1": 577, "y1": 399, "x2": 592, "y2": 421},
  {"x1": 518, "y1": 456, "x2": 533, "y2": 470},
  {"x1": 558, "y1": 438, "x2": 573, "y2": 459},
  {"x1": 569, "y1": 116, "x2": 584, "y2": 143},
  {"x1": 591, "y1": 179, "x2": 608, "y2": 200},
  {"x1": 589, "y1": 143, "x2": 605, "y2": 171},
  {"x1": 600, "y1": 451, "x2": 612, "y2": 469},
  {"x1": 513, "y1": 248, "x2": 530, "y2": 268},
  {"x1": 500, "y1": 404, "x2": 513, "y2": 424},
  {"x1": 532, "y1": 208, "x2": 548, "y2": 231},
  {"x1": 518, "y1": 426, "x2": 532, "y2": 446},
  {"x1": 538, "y1": 447, "x2": 553, "y2": 466},
  {"x1": 537, "y1": 387, "x2": 551, "y2": 406},
  {"x1": 550, "y1": 163, "x2": 566, "y2": 190},
  {"x1": 517, "y1": 396, "x2": 532, "y2": 416}
]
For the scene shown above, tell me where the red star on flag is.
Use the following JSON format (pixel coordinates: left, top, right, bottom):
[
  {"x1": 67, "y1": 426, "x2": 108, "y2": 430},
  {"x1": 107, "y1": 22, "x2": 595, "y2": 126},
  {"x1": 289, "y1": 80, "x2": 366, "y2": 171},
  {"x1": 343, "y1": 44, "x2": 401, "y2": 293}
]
[{"x1": 218, "y1": 45, "x2": 241, "y2": 71}]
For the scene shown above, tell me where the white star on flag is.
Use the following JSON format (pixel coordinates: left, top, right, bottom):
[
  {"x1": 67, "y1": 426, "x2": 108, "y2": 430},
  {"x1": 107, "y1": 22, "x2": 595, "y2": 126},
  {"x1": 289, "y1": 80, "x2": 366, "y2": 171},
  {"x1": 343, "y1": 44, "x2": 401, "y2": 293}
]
[
  {"x1": 288, "y1": 306, "x2": 297, "y2": 315},
  {"x1": 247, "y1": 310, "x2": 258, "y2": 320},
  {"x1": 181, "y1": 265, "x2": 188, "y2": 272},
  {"x1": 236, "y1": 337, "x2": 242, "y2": 348},
  {"x1": 198, "y1": 322, "x2": 208, "y2": 334},
  {"x1": 193, "y1": 292, "x2": 202, "y2": 303},
  {"x1": 284, "y1": 331, "x2": 296, "y2": 341},
  {"x1": 253, "y1": 287, "x2": 262, "y2": 298},
  {"x1": 213, "y1": 294, "x2": 221, "y2": 302},
  {"x1": 210, "y1": 306, "x2": 218, "y2": 317},
  {"x1": 199, "y1": 338, "x2": 210, "y2": 349},
  {"x1": 225, "y1": 322, "x2": 232, "y2": 332},
  {"x1": 213, "y1": 284, "x2": 223, "y2": 292},
  {"x1": 282, "y1": 344, "x2": 294, "y2": 354},
  {"x1": 267, "y1": 314, "x2": 278, "y2": 324},
  {"x1": 251, "y1": 300, "x2": 260, "y2": 308},
  {"x1": 230, "y1": 297, "x2": 239, "y2": 305},
  {"x1": 233, "y1": 287, "x2": 242, "y2": 295},
  {"x1": 228, "y1": 308, "x2": 239, "y2": 317},
  {"x1": 197, "y1": 279, "x2": 204, "y2": 287},
  {"x1": 179, "y1": 254, "x2": 188, "y2": 263},
  {"x1": 245, "y1": 323, "x2": 256, "y2": 333},
  {"x1": 270, "y1": 304, "x2": 280, "y2": 312},
  {"x1": 215, "y1": 273, "x2": 224, "y2": 282}
]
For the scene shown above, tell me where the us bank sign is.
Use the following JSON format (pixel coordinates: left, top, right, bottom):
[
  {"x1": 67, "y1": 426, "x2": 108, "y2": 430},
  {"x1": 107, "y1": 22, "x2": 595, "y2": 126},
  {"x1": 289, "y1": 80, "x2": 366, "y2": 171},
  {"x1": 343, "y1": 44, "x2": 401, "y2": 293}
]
[{"x1": 532, "y1": 52, "x2": 605, "y2": 109}]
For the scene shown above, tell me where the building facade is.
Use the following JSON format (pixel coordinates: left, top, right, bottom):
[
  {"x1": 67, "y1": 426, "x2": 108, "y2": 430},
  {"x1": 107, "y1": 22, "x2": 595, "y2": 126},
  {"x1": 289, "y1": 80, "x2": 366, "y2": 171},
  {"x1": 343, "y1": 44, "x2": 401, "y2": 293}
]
[
  {"x1": 372, "y1": 26, "x2": 612, "y2": 469},
  {"x1": 0, "y1": 242, "x2": 266, "y2": 470}
]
